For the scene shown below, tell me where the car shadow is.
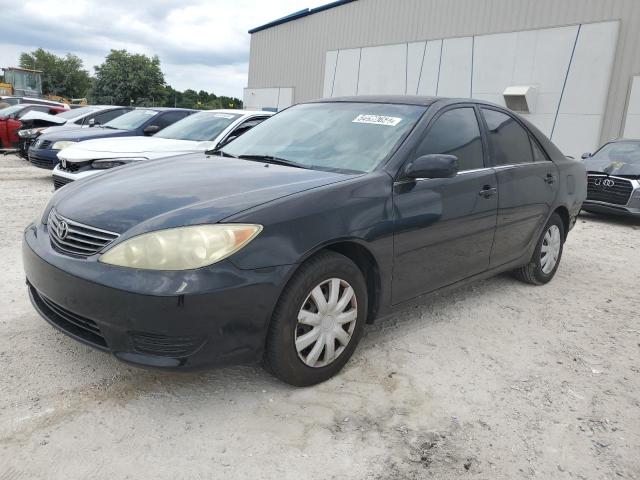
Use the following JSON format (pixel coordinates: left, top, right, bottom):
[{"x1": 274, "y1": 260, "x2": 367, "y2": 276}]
[
  {"x1": 578, "y1": 210, "x2": 640, "y2": 227},
  {"x1": 37, "y1": 272, "x2": 511, "y2": 397}
]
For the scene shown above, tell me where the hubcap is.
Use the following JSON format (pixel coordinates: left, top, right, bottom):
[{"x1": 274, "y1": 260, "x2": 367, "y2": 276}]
[
  {"x1": 295, "y1": 278, "x2": 358, "y2": 368},
  {"x1": 540, "y1": 225, "x2": 561, "y2": 274}
]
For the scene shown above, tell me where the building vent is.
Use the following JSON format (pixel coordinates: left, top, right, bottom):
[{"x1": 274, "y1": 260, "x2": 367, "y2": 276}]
[{"x1": 503, "y1": 86, "x2": 538, "y2": 113}]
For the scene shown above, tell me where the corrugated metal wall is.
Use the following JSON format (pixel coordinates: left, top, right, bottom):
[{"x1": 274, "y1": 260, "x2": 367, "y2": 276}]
[{"x1": 247, "y1": 0, "x2": 640, "y2": 143}]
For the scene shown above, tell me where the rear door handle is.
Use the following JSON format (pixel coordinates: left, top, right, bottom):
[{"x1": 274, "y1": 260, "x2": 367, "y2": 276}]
[
  {"x1": 544, "y1": 173, "x2": 556, "y2": 184},
  {"x1": 478, "y1": 185, "x2": 497, "y2": 198}
]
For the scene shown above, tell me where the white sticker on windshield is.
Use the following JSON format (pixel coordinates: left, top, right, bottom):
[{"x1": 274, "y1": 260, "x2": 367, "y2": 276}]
[
  {"x1": 352, "y1": 114, "x2": 402, "y2": 126},
  {"x1": 213, "y1": 113, "x2": 236, "y2": 119}
]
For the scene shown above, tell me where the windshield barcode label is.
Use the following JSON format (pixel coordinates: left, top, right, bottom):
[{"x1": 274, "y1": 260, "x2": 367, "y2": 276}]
[{"x1": 352, "y1": 114, "x2": 402, "y2": 126}]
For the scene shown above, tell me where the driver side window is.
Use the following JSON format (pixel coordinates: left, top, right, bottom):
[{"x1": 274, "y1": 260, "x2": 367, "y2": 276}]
[{"x1": 416, "y1": 107, "x2": 484, "y2": 171}]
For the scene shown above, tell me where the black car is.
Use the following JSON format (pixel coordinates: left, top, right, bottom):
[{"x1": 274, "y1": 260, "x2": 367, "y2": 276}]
[
  {"x1": 27, "y1": 107, "x2": 195, "y2": 169},
  {"x1": 581, "y1": 139, "x2": 640, "y2": 217},
  {"x1": 23, "y1": 96, "x2": 586, "y2": 386}
]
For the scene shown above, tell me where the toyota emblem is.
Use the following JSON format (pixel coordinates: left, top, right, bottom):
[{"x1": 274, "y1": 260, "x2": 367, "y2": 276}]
[{"x1": 57, "y1": 220, "x2": 69, "y2": 240}]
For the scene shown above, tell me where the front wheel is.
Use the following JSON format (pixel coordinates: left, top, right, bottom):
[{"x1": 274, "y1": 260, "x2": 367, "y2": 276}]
[
  {"x1": 513, "y1": 213, "x2": 565, "y2": 285},
  {"x1": 264, "y1": 251, "x2": 368, "y2": 386}
]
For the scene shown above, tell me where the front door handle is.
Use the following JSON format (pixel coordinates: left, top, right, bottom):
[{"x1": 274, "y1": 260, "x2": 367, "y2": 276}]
[
  {"x1": 544, "y1": 173, "x2": 556, "y2": 184},
  {"x1": 478, "y1": 185, "x2": 497, "y2": 198}
]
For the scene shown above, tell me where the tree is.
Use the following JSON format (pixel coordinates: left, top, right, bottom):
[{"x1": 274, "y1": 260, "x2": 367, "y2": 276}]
[
  {"x1": 19, "y1": 48, "x2": 91, "y2": 98},
  {"x1": 91, "y1": 50, "x2": 166, "y2": 106}
]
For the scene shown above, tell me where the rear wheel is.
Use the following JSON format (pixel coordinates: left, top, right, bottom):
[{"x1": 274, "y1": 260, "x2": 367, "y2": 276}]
[
  {"x1": 264, "y1": 251, "x2": 367, "y2": 386},
  {"x1": 513, "y1": 213, "x2": 565, "y2": 285}
]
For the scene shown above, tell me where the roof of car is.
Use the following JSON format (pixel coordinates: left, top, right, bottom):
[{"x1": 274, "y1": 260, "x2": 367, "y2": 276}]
[
  {"x1": 136, "y1": 107, "x2": 196, "y2": 112},
  {"x1": 308, "y1": 95, "x2": 520, "y2": 108},
  {"x1": 309, "y1": 95, "x2": 440, "y2": 106},
  {"x1": 199, "y1": 109, "x2": 273, "y2": 115}
]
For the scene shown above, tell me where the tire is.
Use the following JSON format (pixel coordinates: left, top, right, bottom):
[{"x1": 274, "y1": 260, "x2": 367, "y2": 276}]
[
  {"x1": 264, "y1": 251, "x2": 368, "y2": 386},
  {"x1": 513, "y1": 213, "x2": 565, "y2": 285}
]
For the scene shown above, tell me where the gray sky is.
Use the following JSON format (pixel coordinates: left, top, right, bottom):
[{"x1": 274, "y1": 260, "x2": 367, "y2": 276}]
[{"x1": 0, "y1": 0, "x2": 324, "y2": 98}]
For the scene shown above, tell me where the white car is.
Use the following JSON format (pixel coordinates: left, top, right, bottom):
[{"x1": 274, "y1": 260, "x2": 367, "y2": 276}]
[{"x1": 53, "y1": 109, "x2": 273, "y2": 189}]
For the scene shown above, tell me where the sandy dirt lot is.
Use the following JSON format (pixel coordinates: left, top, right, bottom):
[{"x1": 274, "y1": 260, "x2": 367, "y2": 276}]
[{"x1": 1, "y1": 153, "x2": 639, "y2": 479}]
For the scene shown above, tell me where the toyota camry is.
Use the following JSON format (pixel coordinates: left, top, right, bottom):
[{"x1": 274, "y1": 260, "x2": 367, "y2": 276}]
[{"x1": 23, "y1": 96, "x2": 586, "y2": 386}]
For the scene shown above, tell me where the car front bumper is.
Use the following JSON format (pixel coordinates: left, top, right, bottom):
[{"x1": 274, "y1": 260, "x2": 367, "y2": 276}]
[
  {"x1": 23, "y1": 222, "x2": 294, "y2": 369},
  {"x1": 52, "y1": 165, "x2": 100, "y2": 189},
  {"x1": 28, "y1": 147, "x2": 60, "y2": 170},
  {"x1": 582, "y1": 200, "x2": 640, "y2": 217}
]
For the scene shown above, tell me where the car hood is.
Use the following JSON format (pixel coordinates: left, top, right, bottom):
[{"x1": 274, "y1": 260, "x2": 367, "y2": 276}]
[
  {"x1": 20, "y1": 111, "x2": 66, "y2": 125},
  {"x1": 53, "y1": 153, "x2": 350, "y2": 234},
  {"x1": 585, "y1": 159, "x2": 640, "y2": 177},
  {"x1": 41, "y1": 127, "x2": 135, "y2": 142},
  {"x1": 58, "y1": 137, "x2": 211, "y2": 162},
  {"x1": 40, "y1": 124, "x2": 85, "y2": 136}
]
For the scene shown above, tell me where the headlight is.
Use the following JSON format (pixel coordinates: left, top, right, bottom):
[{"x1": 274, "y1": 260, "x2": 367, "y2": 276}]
[
  {"x1": 19, "y1": 128, "x2": 44, "y2": 138},
  {"x1": 52, "y1": 141, "x2": 77, "y2": 151},
  {"x1": 99, "y1": 224, "x2": 263, "y2": 270},
  {"x1": 91, "y1": 157, "x2": 147, "y2": 170}
]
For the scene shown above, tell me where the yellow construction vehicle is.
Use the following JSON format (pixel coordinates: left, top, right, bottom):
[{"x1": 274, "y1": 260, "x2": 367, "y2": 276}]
[
  {"x1": 1, "y1": 67, "x2": 43, "y2": 97},
  {"x1": 1, "y1": 67, "x2": 84, "y2": 107}
]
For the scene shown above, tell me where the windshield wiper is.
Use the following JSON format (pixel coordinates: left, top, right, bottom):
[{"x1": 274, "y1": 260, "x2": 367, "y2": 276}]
[{"x1": 237, "y1": 154, "x2": 307, "y2": 169}]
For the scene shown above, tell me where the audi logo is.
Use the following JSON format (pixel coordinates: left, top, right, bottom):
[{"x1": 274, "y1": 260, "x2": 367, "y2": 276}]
[{"x1": 593, "y1": 178, "x2": 615, "y2": 188}]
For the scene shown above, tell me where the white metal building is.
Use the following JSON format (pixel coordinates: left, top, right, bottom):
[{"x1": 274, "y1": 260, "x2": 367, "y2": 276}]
[{"x1": 244, "y1": 0, "x2": 640, "y2": 159}]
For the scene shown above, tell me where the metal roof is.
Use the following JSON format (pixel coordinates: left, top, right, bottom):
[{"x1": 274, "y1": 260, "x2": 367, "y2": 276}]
[{"x1": 248, "y1": 0, "x2": 357, "y2": 34}]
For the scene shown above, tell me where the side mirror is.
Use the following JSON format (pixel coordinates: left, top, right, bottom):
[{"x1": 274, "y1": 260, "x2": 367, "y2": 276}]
[
  {"x1": 143, "y1": 125, "x2": 160, "y2": 135},
  {"x1": 581, "y1": 152, "x2": 592, "y2": 159},
  {"x1": 404, "y1": 154, "x2": 459, "y2": 179}
]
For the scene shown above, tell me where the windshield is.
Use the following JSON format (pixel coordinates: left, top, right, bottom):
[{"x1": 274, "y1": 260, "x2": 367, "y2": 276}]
[
  {"x1": 56, "y1": 106, "x2": 98, "y2": 120},
  {"x1": 585, "y1": 141, "x2": 640, "y2": 174},
  {"x1": 0, "y1": 98, "x2": 20, "y2": 106},
  {"x1": 155, "y1": 111, "x2": 240, "y2": 141},
  {"x1": 0, "y1": 104, "x2": 25, "y2": 117},
  {"x1": 103, "y1": 109, "x2": 156, "y2": 130},
  {"x1": 222, "y1": 102, "x2": 425, "y2": 173}
]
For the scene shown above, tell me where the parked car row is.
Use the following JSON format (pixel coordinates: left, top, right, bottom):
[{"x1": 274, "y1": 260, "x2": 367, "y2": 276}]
[
  {"x1": 18, "y1": 105, "x2": 134, "y2": 158},
  {"x1": 22, "y1": 95, "x2": 591, "y2": 386},
  {"x1": 53, "y1": 109, "x2": 272, "y2": 188}
]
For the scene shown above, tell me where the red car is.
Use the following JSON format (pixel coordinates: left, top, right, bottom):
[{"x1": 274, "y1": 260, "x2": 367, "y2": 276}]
[{"x1": 0, "y1": 103, "x2": 67, "y2": 149}]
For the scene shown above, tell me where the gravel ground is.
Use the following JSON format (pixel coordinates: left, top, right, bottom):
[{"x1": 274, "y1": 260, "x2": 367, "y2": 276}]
[{"x1": 1, "y1": 153, "x2": 639, "y2": 480}]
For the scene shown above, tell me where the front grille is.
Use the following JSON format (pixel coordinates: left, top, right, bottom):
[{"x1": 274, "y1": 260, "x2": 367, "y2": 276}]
[
  {"x1": 48, "y1": 210, "x2": 119, "y2": 257},
  {"x1": 131, "y1": 332, "x2": 205, "y2": 358},
  {"x1": 52, "y1": 175, "x2": 74, "y2": 190},
  {"x1": 29, "y1": 154, "x2": 54, "y2": 170},
  {"x1": 29, "y1": 284, "x2": 107, "y2": 349},
  {"x1": 587, "y1": 175, "x2": 633, "y2": 206}
]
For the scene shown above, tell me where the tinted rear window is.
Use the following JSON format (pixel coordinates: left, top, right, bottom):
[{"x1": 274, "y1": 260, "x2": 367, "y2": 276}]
[{"x1": 482, "y1": 109, "x2": 533, "y2": 165}]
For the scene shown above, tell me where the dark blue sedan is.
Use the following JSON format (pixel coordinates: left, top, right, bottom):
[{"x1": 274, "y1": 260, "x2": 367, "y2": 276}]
[
  {"x1": 28, "y1": 107, "x2": 195, "y2": 169},
  {"x1": 23, "y1": 96, "x2": 586, "y2": 386}
]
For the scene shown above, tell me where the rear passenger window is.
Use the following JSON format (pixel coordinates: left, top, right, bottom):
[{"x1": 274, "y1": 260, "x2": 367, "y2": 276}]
[
  {"x1": 154, "y1": 111, "x2": 191, "y2": 129},
  {"x1": 93, "y1": 109, "x2": 128, "y2": 125},
  {"x1": 416, "y1": 107, "x2": 484, "y2": 171},
  {"x1": 482, "y1": 109, "x2": 533, "y2": 165}
]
